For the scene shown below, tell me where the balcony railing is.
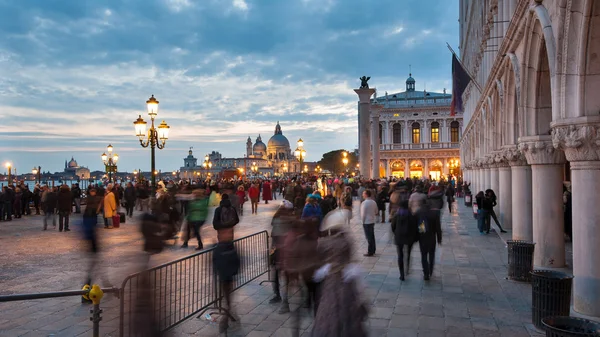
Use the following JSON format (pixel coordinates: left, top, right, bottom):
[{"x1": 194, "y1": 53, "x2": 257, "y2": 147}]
[{"x1": 378, "y1": 142, "x2": 460, "y2": 151}]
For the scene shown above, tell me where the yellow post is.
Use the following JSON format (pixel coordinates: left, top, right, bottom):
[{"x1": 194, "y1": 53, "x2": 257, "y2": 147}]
[{"x1": 88, "y1": 285, "x2": 104, "y2": 337}]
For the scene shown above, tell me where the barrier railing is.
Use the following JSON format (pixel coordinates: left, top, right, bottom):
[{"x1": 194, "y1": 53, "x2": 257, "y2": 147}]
[
  {"x1": 0, "y1": 286, "x2": 120, "y2": 337},
  {"x1": 118, "y1": 230, "x2": 270, "y2": 336}
]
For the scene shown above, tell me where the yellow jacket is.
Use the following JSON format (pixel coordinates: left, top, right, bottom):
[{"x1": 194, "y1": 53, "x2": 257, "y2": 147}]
[{"x1": 103, "y1": 192, "x2": 117, "y2": 218}]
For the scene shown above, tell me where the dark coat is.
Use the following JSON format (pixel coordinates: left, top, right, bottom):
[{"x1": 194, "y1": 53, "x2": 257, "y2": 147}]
[
  {"x1": 415, "y1": 207, "x2": 442, "y2": 249},
  {"x1": 391, "y1": 208, "x2": 418, "y2": 246},
  {"x1": 125, "y1": 186, "x2": 137, "y2": 203},
  {"x1": 44, "y1": 191, "x2": 58, "y2": 212},
  {"x1": 212, "y1": 199, "x2": 239, "y2": 230},
  {"x1": 57, "y1": 188, "x2": 73, "y2": 212}
]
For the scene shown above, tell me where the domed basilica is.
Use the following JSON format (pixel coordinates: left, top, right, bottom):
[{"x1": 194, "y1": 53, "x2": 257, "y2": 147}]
[
  {"x1": 63, "y1": 157, "x2": 91, "y2": 179},
  {"x1": 180, "y1": 122, "x2": 307, "y2": 178}
]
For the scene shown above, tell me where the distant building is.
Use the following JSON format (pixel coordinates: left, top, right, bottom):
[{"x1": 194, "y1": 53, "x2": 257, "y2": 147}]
[
  {"x1": 365, "y1": 73, "x2": 461, "y2": 179},
  {"x1": 180, "y1": 122, "x2": 309, "y2": 179},
  {"x1": 63, "y1": 157, "x2": 90, "y2": 179}
]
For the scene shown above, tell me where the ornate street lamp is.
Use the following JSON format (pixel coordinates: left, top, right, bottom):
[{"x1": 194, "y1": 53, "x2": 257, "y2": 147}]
[
  {"x1": 134, "y1": 95, "x2": 170, "y2": 191},
  {"x1": 294, "y1": 138, "x2": 306, "y2": 174},
  {"x1": 251, "y1": 162, "x2": 258, "y2": 175},
  {"x1": 304, "y1": 164, "x2": 308, "y2": 173},
  {"x1": 32, "y1": 166, "x2": 41, "y2": 184},
  {"x1": 101, "y1": 144, "x2": 119, "y2": 182},
  {"x1": 342, "y1": 151, "x2": 349, "y2": 174}
]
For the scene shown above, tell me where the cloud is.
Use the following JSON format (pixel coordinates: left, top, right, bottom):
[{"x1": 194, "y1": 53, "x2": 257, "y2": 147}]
[
  {"x1": 232, "y1": 0, "x2": 249, "y2": 12},
  {"x1": 0, "y1": 0, "x2": 459, "y2": 172}
]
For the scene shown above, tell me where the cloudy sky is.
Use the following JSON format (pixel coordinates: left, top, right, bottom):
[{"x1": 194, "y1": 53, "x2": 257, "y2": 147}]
[{"x1": 0, "y1": 0, "x2": 458, "y2": 174}]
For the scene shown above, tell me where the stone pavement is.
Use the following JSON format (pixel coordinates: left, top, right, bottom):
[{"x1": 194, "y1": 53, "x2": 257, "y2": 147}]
[
  {"x1": 0, "y1": 197, "x2": 570, "y2": 336},
  {"x1": 168, "y1": 200, "x2": 547, "y2": 337},
  {"x1": 0, "y1": 199, "x2": 283, "y2": 337}
]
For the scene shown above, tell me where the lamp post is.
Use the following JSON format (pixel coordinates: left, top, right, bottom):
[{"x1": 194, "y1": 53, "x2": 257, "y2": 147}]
[
  {"x1": 134, "y1": 95, "x2": 170, "y2": 192},
  {"x1": 202, "y1": 155, "x2": 212, "y2": 179},
  {"x1": 133, "y1": 170, "x2": 138, "y2": 183},
  {"x1": 101, "y1": 144, "x2": 119, "y2": 182},
  {"x1": 294, "y1": 138, "x2": 306, "y2": 175},
  {"x1": 342, "y1": 151, "x2": 349, "y2": 175},
  {"x1": 5, "y1": 162, "x2": 12, "y2": 184},
  {"x1": 251, "y1": 162, "x2": 258, "y2": 176},
  {"x1": 32, "y1": 166, "x2": 41, "y2": 184}
]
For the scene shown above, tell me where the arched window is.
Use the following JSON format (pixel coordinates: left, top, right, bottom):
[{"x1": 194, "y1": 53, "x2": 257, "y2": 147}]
[
  {"x1": 412, "y1": 122, "x2": 420, "y2": 144},
  {"x1": 378, "y1": 123, "x2": 383, "y2": 144},
  {"x1": 430, "y1": 122, "x2": 440, "y2": 143},
  {"x1": 392, "y1": 123, "x2": 402, "y2": 143},
  {"x1": 451, "y1": 121, "x2": 460, "y2": 142}
]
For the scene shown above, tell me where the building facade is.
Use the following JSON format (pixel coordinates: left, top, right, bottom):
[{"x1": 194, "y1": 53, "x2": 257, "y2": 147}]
[
  {"x1": 356, "y1": 74, "x2": 462, "y2": 180},
  {"x1": 458, "y1": 0, "x2": 600, "y2": 317},
  {"x1": 179, "y1": 122, "x2": 307, "y2": 179}
]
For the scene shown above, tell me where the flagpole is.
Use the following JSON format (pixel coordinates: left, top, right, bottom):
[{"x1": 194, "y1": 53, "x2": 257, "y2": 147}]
[{"x1": 446, "y1": 42, "x2": 483, "y2": 93}]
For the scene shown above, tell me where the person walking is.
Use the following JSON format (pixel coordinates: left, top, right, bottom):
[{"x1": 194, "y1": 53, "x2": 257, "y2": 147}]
[
  {"x1": 124, "y1": 182, "x2": 137, "y2": 218},
  {"x1": 391, "y1": 200, "x2": 417, "y2": 281},
  {"x1": 248, "y1": 183, "x2": 259, "y2": 214},
  {"x1": 82, "y1": 187, "x2": 103, "y2": 301},
  {"x1": 103, "y1": 184, "x2": 117, "y2": 229},
  {"x1": 181, "y1": 189, "x2": 208, "y2": 250},
  {"x1": 57, "y1": 185, "x2": 72, "y2": 232},
  {"x1": 415, "y1": 201, "x2": 441, "y2": 280},
  {"x1": 360, "y1": 189, "x2": 378, "y2": 257},
  {"x1": 475, "y1": 191, "x2": 489, "y2": 234},
  {"x1": 235, "y1": 185, "x2": 246, "y2": 216},
  {"x1": 268, "y1": 200, "x2": 295, "y2": 304},
  {"x1": 445, "y1": 184, "x2": 456, "y2": 213}
]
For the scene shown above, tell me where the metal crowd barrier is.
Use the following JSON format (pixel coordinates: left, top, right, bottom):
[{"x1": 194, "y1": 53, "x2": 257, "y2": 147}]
[{"x1": 118, "y1": 230, "x2": 270, "y2": 336}]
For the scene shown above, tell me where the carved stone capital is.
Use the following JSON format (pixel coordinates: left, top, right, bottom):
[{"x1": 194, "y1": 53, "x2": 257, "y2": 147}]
[
  {"x1": 502, "y1": 145, "x2": 528, "y2": 167},
  {"x1": 492, "y1": 151, "x2": 509, "y2": 168},
  {"x1": 518, "y1": 136, "x2": 566, "y2": 165},
  {"x1": 551, "y1": 117, "x2": 600, "y2": 162}
]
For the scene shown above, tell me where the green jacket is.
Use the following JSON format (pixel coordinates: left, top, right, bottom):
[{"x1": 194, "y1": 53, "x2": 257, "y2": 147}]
[{"x1": 187, "y1": 198, "x2": 209, "y2": 222}]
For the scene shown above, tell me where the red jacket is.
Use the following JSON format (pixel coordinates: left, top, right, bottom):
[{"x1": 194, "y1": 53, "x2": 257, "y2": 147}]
[{"x1": 248, "y1": 187, "x2": 259, "y2": 199}]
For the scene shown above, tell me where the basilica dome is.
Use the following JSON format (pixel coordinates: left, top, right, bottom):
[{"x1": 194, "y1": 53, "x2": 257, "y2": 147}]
[
  {"x1": 268, "y1": 121, "x2": 290, "y2": 148},
  {"x1": 253, "y1": 135, "x2": 267, "y2": 153},
  {"x1": 68, "y1": 157, "x2": 78, "y2": 168},
  {"x1": 268, "y1": 134, "x2": 290, "y2": 148}
]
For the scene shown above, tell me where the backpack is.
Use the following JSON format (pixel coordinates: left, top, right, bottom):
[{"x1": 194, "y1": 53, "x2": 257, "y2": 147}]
[{"x1": 220, "y1": 206, "x2": 238, "y2": 228}]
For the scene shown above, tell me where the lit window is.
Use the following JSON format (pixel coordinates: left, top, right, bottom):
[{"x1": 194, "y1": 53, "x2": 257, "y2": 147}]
[
  {"x1": 412, "y1": 122, "x2": 420, "y2": 144},
  {"x1": 431, "y1": 122, "x2": 439, "y2": 143}
]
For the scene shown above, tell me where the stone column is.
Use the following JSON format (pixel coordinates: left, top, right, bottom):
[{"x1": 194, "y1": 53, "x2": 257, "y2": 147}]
[
  {"x1": 354, "y1": 88, "x2": 375, "y2": 177},
  {"x1": 497, "y1": 155, "x2": 512, "y2": 229},
  {"x1": 552, "y1": 117, "x2": 600, "y2": 316},
  {"x1": 404, "y1": 158, "x2": 410, "y2": 179},
  {"x1": 371, "y1": 109, "x2": 381, "y2": 179},
  {"x1": 505, "y1": 145, "x2": 533, "y2": 240},
  {"x1": 483, "y1": 164, "x2": 491, "y2": 191},
  {"x1": 519, "y1": 136, "x2": 566, "y2": 268},
  {"x1": 424, "y1": 158, "x2": 429, "y2": 179},
  {"x1": 443, "y1": 158, "x2": 449, "y2": 175}
]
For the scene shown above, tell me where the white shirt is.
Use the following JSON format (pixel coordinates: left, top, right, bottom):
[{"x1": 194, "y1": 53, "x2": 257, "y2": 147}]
[{"x1": 360, "y1": 198, "x2": 378, "y2": 224}]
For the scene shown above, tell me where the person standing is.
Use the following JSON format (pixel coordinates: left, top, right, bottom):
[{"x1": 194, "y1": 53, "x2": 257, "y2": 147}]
[
  {"x1": 103, "y1": 184, "x2": 117, "y2": 229},
  {"x1": 235, "y1": 185, "x2": 246, "y2": 216},
  {"x1": 43, "y1": 186, "x2": 58, "y2": 230},
  {"x1": 248, "y1": 183, "x2": 259, "y2": 214},
  {"x1": 33, "y1": 184, "x2": 41, "y2": 215},
  {"x1": 72, "y1": 183, "x2": 82, "y2": 214},
  {"x1": 124, "y1": 182, "x2": 137, "y2": 218},
  {"x1": 57, "y1": 185, "x2": 72, "y2": 232},
  {"x1": 262, "y1": 180, "x2": 272, "y2": 205},
  {"x1": 416, "y1": 201, "x2": 441, "y2": 280},
  {"x1": 269, "y1": 200, "x2": 295, "y2": 304},
  {"x1": 445, "y1": 184, "x2": 455, "y2": 213},
  {"x1": 485, "y1": 189, "x2": 507, "y2": 233},
  {"x1": 360, "y1": 190, "x2": 378, "y2": 257}
]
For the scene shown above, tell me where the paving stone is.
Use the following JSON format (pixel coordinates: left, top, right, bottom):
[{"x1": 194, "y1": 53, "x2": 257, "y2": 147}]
[{"x1": 389, "y1": 314, "x2": 419, "y2": 329}]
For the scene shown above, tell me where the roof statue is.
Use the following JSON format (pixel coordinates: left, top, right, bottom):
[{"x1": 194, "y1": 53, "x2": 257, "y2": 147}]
[{"x1": 359, "y1": 76, "x2": 370, "y2": 89}]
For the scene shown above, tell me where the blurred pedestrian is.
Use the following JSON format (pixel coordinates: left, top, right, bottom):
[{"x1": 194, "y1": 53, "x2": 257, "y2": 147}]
[
  {"x1": 181, "y1": 189, "x2": 208, "y2": 250},
  {"x1": 360, "y1": 189, "x2": 378, "y2": 257},
  {"x1": 248, "y1": 183, "x2": 259, "y2": 214},
  {"x1": 415, "y1": 201, "x2": 442, "y2": 280},
  {"x1": 391, "y1": 200, "x2": 417, "y2": 281},
  {"x1": 212, "y1": 228, "x2": 239, "y2": 335},
  {"x1": 312, "y1": 212, "x2": 369, "y2": 337},
  {"x1": 269, "y1": 200, "x2": 295, "y2": 304},
  {"x1": 103, "y1": 184, "x2": 117, "y2": 229},
  {"x1": 42, "y1": 185, "x2": 57, "y2": 230},
  {"x1": 124, "y1": 182, "x2": 136, "y2": 218}
]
